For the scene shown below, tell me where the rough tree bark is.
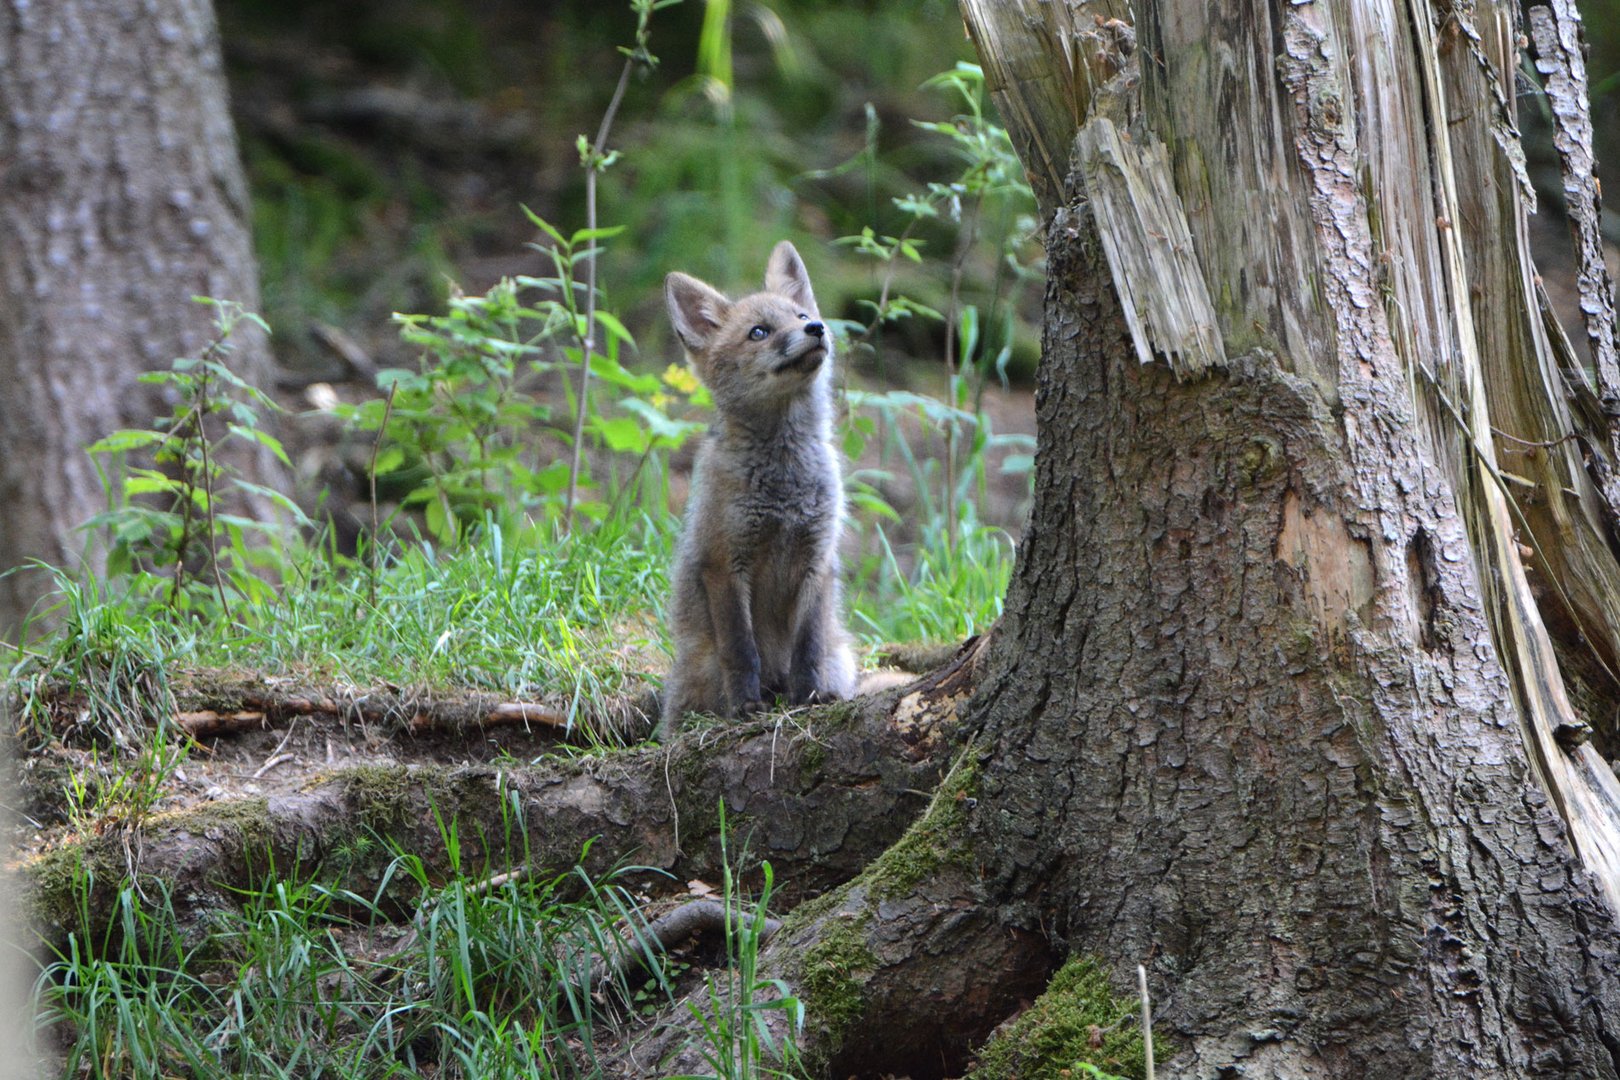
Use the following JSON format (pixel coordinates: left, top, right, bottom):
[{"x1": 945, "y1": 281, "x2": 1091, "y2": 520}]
[{"x1": 0, "y1": 0, "x2": 284, "y2": 636}]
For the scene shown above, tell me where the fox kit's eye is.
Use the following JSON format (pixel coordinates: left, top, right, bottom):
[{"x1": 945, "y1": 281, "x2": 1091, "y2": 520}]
[
  {"x1": 748, "y1": 325, "x2": 770, "y2": 341},
  {"x1": 798, "y1": 313, "x2": 809, "y2": 321}
]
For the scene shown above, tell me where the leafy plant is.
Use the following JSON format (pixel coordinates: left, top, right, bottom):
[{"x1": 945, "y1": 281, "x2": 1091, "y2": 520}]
[
  {"x1": 84, "y1": 298, "x2": 305, "y2": 618},
  {"x1": 350, "y1": 250, "x2": 705, "y2": 545},
  {"x1": 346, "y1": 276, "x2": 567, "y2": 543},
  {"x1": 835, "y1": 61, "x2": 1039, "y2": 550},
  {"x1": 347, "y1": 1, "x2": 705, "y2": 545}
]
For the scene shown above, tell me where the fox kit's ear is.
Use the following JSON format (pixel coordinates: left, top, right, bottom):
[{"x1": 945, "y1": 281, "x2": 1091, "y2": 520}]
[
  {"x1": 764, "y1": 241, "x2": 817, "y2": 314},
  {"x1": 665, "y1": 272, "x2": 730, "y2": 353}
]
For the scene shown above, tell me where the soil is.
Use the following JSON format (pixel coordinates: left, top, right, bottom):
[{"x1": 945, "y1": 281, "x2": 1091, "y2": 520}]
[{"x1": 8, "y1": 673, "x2": 649, "y2": 865}]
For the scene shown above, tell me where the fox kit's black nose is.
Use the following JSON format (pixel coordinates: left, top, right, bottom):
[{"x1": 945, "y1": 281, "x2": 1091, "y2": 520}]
[{"x1": 804, "y1": 321, "x2": 825, "y2": 339}]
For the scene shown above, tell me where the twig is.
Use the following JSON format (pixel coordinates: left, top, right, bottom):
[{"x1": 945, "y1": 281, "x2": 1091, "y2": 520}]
[
  {"x1": 173, "y1": 689, "x2": 580, "y2": 739},
  {"x1": 166, "y1": 400, "x2": 205, "y2": 612},
  {"x1": 563, "y1": 57, "x2": 637, "y2": 533},
  {"x1": 1491, "y1": 425, "x2": 1580, "y2": 451},
  {"x1": 251, "y1": 753, "x2": 297, "y2": 780},
  {"x1": 941, "y1": 196, "x2": 983, "y2": 553},
  {"x1": 368, "y1": 381, "x2": 399, "y2": 608},
  {"x1": 467, "y1": 866, "x2": 529, "y2": 897},
  {"x1": 249, "y1": 723, "x2": 299, "y2": 779},
  {"x1": 1139, "y1": 963, "x2": 1155, "y2": 1080},
  {"x1": 195, "y1": 366, "x2": 234, "y2": 623}
]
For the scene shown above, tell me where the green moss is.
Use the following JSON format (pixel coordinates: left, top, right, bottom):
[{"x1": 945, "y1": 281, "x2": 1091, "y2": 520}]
[
  {"x1": 798, "y1": 737, "x2": 829, "y2": 776},
  {"x1": 337, "y1": 763, "x2": 415, "y2": 827},
  {"x1": 173, "y1": 795, "x2": 276, "y2": 850},
  {"x1": 796, "y1": 910, "x2": 877, "y2": 1056},
  {"x1": 26, "y1": 840, "x2": 124, "y2": 932},
  {"x1": 26, "y1": 797, "x2": 281, "y2": 938},
  {"x1": 864, "y1": 759, "x2": 977, "y2": 900},
  {"x1": 967, "y1": 957, "x2": 1169, "y2": 1080}
]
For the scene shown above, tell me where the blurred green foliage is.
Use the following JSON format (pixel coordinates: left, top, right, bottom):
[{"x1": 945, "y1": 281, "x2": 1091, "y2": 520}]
[{"x1": 216, "y1": 0, "x2": 1019, "y2": 376}]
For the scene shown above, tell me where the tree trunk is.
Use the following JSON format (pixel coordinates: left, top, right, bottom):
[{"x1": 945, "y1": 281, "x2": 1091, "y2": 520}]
[
  {"x1": 0, "y1": 0, "x2": 282, "y2": 636},
  {"x1": 951, "y1": 0, "x2": 1620, "y2": 1074},
  {"x1": 644, "y1": 0, "x2": 1620, "y2": 1074}
]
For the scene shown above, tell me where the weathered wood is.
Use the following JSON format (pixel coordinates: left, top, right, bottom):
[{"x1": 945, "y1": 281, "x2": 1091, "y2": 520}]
[
  {"x1": 958, "y1": 0, "x2": 1133, "y2": 216},
  {"x1": 1077, "y1": 118, "x2": 1224, "y2": 378},
  {"x1": 1528, "y1": 3, "x2": 1620, "y2": 410}
]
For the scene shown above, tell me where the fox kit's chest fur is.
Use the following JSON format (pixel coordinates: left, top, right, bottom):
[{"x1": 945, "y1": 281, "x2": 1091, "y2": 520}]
[{"x1": 657, "y1": 242, "x2": 856, "y2": 738}]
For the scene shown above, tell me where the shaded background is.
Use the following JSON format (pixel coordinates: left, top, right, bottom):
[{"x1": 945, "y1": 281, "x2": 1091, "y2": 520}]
[{"x1": 212, "y1": 0, "x2": 1618, "y2": 517}]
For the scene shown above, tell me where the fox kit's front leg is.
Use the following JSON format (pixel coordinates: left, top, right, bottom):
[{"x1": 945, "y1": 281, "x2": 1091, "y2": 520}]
[
  {"x1": 788, "y1": 572, "x2": 856, "y2": 705},
  {"x1": 702, "y1": 558, "x2": 764, "y2": 716}
]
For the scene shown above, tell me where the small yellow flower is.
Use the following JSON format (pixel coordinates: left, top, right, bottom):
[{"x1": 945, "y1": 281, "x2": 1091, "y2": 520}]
[
  {"x1": 650, "y1": 391, "x2": 671, "y2": 410},
  {"x1": 662, "y1": 362, "x2": 701, "y2": 396}
]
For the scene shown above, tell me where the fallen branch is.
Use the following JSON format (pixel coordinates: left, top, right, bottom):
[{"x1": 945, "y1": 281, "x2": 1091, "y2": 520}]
[
  {"x1": 172, "y1": 686, "x2": 604, "y2": 740},
  {"x1": 583, "y1": 899, "x2": 783, "y2": 995}
]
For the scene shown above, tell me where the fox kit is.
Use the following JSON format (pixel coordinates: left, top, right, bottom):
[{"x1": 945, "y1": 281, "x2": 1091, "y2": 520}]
[{"x1": 658, "y1": 241, "x2": 856, "y2": 738}]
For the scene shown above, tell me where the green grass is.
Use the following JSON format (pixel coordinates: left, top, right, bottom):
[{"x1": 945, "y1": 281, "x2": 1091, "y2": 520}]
[
  {"x1": 15, "y1": 498, "x2": 1003, "y2": 744},
  {"x1": 846, "y1": 522, "x2": 1011, "y2": 646},
  {"x1": 13, "y1": 513, "x2": 673, "y2": 737},
  {"x1": 14, "y1": 498, "x2": 1003, "y2": 1076},
  {"x1": 36, "y1": 830, "x2": 674, "y2": 1079}
]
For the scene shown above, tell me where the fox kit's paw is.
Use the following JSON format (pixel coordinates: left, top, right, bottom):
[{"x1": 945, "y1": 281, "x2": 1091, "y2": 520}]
[{"x1": 729, "y1": 697, "x2": 767, "y2": 719}]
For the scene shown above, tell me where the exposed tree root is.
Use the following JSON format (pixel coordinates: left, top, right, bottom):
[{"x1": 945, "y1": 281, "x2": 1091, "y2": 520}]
[
  {"x1": 174, "y1": 697, "x2": 574, "y2": 738},
  {"x1": 21, "y1": 678, "x2": 972, "y2": 951},
  {"x1": 579, "y1": 898, "x2": 783, "y2": 995},
  {"x1": 618, "y1": 856, "x2": 1049, "y2": 1079},
  {"x1": 614, "y1": 731, "x2": 1050, "y2": 1079}
]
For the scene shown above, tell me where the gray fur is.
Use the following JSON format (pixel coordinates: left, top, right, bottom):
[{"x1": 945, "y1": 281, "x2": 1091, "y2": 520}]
[{"x1": 657, "y1": 241, "x2": 856, "y2": 739}]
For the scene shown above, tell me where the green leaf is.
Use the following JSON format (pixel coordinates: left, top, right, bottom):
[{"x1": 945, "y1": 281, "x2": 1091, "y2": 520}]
[
  {"x1": 86, "y1": 429, "x2": 168, "y2": 456},
  {"x1": 373, "y1": 447, "x2": 406, "y2": 475},
  {"x1": 227, "y1": 424, "x2": 291, "y2": 467},
  {"x1": 123, "y1": 473, "x2": 185, "y2": 498},
  {"x1": 532, "y1": 459, "x2": 571, "y2": 494},
  {"x1": 958, "y1": 304, "x2": 980, "y2": 368},
  {"x1": 592, "y1": 416, "x2": 649, "y2": 454},
  {"x1": 1000, "y1": 454, "x2": 1034, "y2": 476},
  {"x1": 620, "y1": 398, "x2": 705, "y2": 447},
  {"x1": 424, "y1": 497, "x2": 455, "y2": 544},
  {"x1": 849, "y1": 489, "x2": 901, "y2": 523},
  {"x1": 592, "y1": 310, "x2": 636, "y2": 350},
  {"x1": 570, "y1": 225, "x2": 627, "y2": 245},
  {"x1": 375, "y1": 367, "x2": 420, "y2": 391},
  {"x1": 521, "y1": 204, "x2": 567, "y2": 247},
  {"x1": 588, "y1": 354, "x2": 660, "y2": 394},
  {"x1": 230, "y1": 480, "x2": 314, "y2": 528},
  {"x1": 842, "y1": 423, "x2": 867, "y2": 460}
]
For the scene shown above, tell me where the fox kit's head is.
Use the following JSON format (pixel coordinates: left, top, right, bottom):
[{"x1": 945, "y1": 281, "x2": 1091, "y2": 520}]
[{"x1": 665, "y1": 241, "x2": 830, "y2": 414}]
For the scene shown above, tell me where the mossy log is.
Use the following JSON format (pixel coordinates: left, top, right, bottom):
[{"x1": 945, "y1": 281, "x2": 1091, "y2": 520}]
[{"x1": 22, "y1": 687, "x2": 961, "y2": 947}]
